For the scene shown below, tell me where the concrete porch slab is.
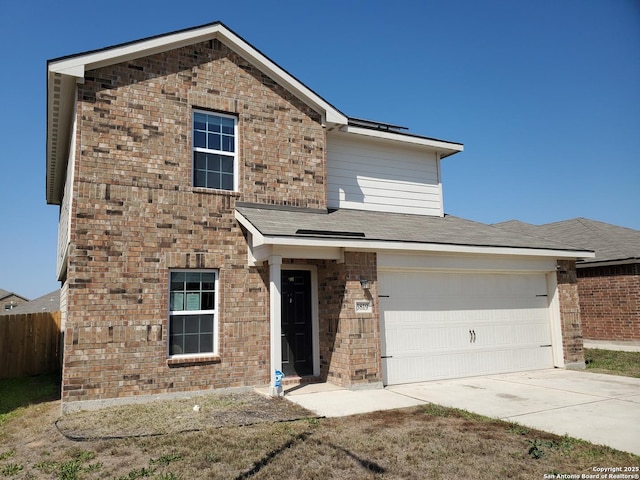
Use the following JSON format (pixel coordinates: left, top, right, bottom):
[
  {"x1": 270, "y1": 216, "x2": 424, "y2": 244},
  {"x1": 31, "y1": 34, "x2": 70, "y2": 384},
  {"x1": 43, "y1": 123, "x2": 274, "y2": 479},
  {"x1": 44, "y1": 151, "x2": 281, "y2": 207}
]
[{"x1": 277, "y1": 383, "x2": 427, "y2": 417}]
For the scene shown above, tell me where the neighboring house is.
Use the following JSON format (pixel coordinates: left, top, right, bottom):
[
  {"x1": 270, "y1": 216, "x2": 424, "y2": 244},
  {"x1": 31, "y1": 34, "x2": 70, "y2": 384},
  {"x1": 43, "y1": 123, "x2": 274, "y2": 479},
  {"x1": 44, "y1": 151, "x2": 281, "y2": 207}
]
[
  {"x1": 495, "y1": 218, "x2": 640, "y2": 341},
  {"x1": 0, "y1": 289, "x2": 29, "y2": 312},
  {"x1": 0, "y1": 290, "x2": 61, "y2": 315},
  {"x1": 46, "y1": 22, "x2": 593, "y2": 411}
]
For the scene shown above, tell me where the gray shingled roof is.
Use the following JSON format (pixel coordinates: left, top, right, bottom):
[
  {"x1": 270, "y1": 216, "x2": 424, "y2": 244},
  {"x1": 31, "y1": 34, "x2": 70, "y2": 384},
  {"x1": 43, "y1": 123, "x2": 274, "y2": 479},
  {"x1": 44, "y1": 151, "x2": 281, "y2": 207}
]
[
  {"x1": 236, "y1": 204, "x2": 591, "y2": 254},
  {"x1": 0, "y1": 290, "x2": 60, "y2": 315},
  {"x1": 0, "y1": 289, "x2": 29, "y2": 302},
  {"x1": 494, "y1": 218, "x2": 640, "y2": 265}
]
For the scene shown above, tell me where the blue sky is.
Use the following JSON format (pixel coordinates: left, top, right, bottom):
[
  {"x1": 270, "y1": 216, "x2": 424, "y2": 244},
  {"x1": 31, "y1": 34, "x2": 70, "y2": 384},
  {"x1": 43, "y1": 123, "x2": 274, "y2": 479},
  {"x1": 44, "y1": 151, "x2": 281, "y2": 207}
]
[{"x1": 1, "y1": 0, "x2": 638, "y2": 299}]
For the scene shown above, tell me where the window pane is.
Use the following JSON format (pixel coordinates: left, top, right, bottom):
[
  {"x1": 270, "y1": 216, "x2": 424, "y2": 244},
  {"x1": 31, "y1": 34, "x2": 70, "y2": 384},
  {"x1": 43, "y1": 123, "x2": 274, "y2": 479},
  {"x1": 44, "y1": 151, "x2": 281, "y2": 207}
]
[
  {"x1": 201, "y1": 292, "x2": 215, "y2": 310},
  {"x1": 194, "y1": 152, "x2": 207, "y2": 170},
  {"x1": 185, "y1": 316, "x2": 200, "y2": 334},
  {"x1": 211, "y1": 154, "x2": 222, "y2": 171},
  {"x1": 170, "y1": 292, "x2": 184, "y2": 311},
  {"x1": 170, "y1": 272, "x2": 185, "y2": 292},
  {"x1": 222, "y1": 135, "x2": 233, "y2": 152},
  {"x1": 209, "y1": 116, "x2": 221, "y2": 133},
  {"x1": 186, "y1": 273, "x2": 201, "y2": 290},
  {"x1": 184, "y1": 334, "x2": 199, "y2": 354},
  {"x1": 221, "y1": 118, "x2": 234, "y2": 134},
  {"x1": 185, "y1": 292, "x2": 200, "y2": 310},
  {"x1": 194, "y1": 113, "x2": 207, "y2": 131},
  {"x1": 209, "y1": 133, "x2": 221, "y2": 151},
  {"x1": 208, "y1": 172, "x2": 220, "y2": 189},
  {"x1": 200, "y1": 315, "x2": 214, "y2": 333},
  {"x1": 194, "y1": 170, "x2": 206, "y2": 188},
  {"x1": 169, "y1": 335, "x2": 184, "y2": 355},
  {"x1": 221, "y1": 156, "x2": 234, "y2": 173},
  {"x1": 222, "y1": 173, "x2": 233, "y2": 191},
  {"x1": 202, "y1": 273, "x2": 215, "y2": 290},
  {"x1": 200, "y1": 333, "x2": 213, "y2": 353},
  {"x1": 194, "y1": 131, "x2": 206, "y2": 148},
  {"x1": 171, "y1": 316, "x2": 185, "y2": 334}
]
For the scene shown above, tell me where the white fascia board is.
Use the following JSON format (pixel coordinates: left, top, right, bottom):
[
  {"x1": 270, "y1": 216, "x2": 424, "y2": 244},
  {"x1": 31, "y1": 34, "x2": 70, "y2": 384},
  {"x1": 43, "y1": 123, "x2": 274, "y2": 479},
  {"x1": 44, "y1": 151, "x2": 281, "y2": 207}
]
[
  {"x1": 258, "y1": 234, "x2": 594, "y2": 259},
  {"x1": 235, "y1": 210, "x2": 265, "y2": 245},
  {"x1": 48, "y1": 24, "x2": 228, "y2": 78},
  {"x1": 219, "y1": 28, "x2": 347, "y2": 126},
  {"x1": 578, "y1": 257, "x2": 639, "y2": 268},
  {"x1": 340, "y1": 125, "x2": 464, "y2": 155},
  {"x1": 47, "y1": 23, "x2": 347, "y2": 126}
]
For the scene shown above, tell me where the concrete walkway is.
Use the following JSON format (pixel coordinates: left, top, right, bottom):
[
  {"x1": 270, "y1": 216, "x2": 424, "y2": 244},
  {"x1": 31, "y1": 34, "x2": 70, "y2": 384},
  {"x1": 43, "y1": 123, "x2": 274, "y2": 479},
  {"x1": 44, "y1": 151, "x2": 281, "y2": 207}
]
[
  {"x1": 283, "y1": 369, "x2": 640, "y2": 456},
  {"x1": 584, "y1": 339, "x2": 640, "y2": 352}
]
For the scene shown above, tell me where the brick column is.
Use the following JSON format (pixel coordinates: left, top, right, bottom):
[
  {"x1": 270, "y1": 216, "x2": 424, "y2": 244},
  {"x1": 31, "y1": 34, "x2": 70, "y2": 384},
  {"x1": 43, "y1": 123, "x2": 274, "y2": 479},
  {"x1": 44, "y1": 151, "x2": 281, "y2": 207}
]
[
  {"x1": 318, "y1": 252, "x2": 382, "y2": 388},
  {"x1": 557, "y1": 260, "x2": 585, "y2": 369}
]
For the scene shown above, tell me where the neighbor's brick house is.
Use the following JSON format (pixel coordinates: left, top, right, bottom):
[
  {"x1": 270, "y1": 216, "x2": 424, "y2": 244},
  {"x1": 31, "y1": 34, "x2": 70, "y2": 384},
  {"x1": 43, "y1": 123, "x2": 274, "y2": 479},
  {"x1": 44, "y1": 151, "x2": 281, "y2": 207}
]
[
  {"x1": 0, "y1": 289, "x2": 29, "y2": 313},
  {"x1": 47, "y1": 22, "x2": 593, "y2": 411},
  {"x1": 496, "y1": 219, "x2": 640, "y2": 342}
]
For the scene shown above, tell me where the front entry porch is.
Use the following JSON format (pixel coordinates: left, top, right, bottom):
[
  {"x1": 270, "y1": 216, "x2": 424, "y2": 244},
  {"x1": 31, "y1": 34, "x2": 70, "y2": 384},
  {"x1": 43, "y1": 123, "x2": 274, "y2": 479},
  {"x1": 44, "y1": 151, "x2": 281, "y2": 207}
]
[{"x1": 264, "y1": 253, "x2": 383, "y2": 396}]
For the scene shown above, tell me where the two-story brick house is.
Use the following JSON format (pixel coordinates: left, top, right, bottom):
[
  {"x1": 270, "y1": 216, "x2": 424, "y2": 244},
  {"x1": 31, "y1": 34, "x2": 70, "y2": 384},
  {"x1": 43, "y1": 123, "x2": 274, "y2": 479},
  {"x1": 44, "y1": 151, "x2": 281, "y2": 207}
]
[{"x1": 47, "y1": 22, "x2": 593, "y2": 411}]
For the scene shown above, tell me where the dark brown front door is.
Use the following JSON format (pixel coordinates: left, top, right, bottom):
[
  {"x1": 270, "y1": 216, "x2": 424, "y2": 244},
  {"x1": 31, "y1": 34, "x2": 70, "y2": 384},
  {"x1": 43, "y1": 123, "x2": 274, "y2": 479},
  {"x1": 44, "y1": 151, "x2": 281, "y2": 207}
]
[{"x1": 281, "y1": 270, "x2": 313, "y2": 376}]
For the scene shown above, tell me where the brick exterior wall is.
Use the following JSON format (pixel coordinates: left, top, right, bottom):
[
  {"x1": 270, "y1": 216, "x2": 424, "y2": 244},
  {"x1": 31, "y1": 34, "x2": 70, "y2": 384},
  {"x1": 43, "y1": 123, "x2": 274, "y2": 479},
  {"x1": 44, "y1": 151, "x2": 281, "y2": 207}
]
[
  {"x1": 316, "y1": 252, "x2": 381, "y2": 388},
  {"x1": 62, "y1": 40, "x2": 326, "y2": 406},
  {"x1": 556, "y1": 260, "x2": 585, "y2": 368},
  {"x1": 578, "y1": 263, "x2": 640, "y2": 341}
]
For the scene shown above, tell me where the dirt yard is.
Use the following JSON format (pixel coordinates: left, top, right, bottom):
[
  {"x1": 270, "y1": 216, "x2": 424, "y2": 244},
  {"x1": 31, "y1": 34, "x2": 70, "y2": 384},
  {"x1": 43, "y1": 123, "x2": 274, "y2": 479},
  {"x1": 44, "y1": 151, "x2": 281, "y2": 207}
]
[{"x1": 1, "y1": 383, "x2": 638, "y2": 479}]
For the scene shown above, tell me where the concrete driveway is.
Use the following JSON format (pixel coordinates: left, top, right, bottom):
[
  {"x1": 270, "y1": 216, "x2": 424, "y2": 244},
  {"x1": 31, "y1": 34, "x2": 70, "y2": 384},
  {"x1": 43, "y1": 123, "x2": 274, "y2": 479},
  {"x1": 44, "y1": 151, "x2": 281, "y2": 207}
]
[
  {"x1": 284, "y1": 369, "x2": 640, "y2": 456},
  {"x1": 394, "y1": 370, "x2": 640, "y2": 456}
]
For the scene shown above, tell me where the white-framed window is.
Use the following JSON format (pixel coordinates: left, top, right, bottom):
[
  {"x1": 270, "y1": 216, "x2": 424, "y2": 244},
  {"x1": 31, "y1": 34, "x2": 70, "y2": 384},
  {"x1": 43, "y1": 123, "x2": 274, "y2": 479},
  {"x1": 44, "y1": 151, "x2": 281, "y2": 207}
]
[
  {"x1": 168, "y1": 270, "x2": 218, "y2": 356},
  {"x1": 192, "y1": 110, "x2": 237, "y2": 191}
]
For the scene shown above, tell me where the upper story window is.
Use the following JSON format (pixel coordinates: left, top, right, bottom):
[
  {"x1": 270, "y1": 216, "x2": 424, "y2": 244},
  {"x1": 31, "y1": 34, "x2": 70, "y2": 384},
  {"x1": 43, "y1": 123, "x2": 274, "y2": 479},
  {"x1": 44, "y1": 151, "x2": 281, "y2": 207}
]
[{"x1": 192, "y1": 110, "x2": 237, "y2": 191}]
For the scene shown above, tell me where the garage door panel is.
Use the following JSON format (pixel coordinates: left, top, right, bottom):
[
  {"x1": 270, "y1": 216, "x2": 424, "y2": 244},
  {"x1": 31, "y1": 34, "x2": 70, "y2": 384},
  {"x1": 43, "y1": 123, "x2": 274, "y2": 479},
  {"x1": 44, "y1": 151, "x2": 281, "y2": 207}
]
[{"x1": 380, "y1": 270, "x2": 554, "y2": 385}]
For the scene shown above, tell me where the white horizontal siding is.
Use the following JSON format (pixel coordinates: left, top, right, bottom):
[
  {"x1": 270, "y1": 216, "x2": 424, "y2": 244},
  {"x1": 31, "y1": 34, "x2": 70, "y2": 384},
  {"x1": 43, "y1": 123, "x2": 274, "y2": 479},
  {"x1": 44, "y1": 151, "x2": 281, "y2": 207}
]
[{"x1": 327, "y1": 133, "x2": 442, "y2": 216}]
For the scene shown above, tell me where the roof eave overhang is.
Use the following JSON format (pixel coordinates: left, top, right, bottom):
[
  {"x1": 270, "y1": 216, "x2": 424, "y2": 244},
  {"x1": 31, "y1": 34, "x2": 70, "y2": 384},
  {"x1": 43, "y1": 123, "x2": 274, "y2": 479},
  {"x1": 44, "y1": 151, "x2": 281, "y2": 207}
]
[
  {"x1": 46, "y1": 22, "x2": 348, "y2": 204},
  {"x1": 337, "y1": 125, "x2": 464, "y2": 158},
  {"x1": 577, "y1": 257, "x2": 639, "y2": 268},
  {"x1": 235, "y1": 211, "x2": 595, "y2": 263},
  {"x1": 48, "y1": 23, "x2": 347, "y2": 125},
  {"x1": 46, "y1": 72, "x2": 77, "y2": 205}
]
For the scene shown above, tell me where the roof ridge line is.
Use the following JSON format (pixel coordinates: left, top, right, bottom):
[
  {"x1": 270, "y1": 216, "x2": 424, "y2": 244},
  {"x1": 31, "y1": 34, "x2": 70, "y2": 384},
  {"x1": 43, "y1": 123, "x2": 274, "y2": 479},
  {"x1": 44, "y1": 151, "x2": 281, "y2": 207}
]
[{"x1": 576, "y1": 218, "x2": 632, "y2": 257}]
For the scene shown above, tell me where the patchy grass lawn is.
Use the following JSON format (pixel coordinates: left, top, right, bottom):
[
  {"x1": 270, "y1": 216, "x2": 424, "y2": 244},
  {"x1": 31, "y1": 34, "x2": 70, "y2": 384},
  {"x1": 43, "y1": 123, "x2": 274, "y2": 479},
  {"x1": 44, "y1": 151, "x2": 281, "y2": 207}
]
[
  {"x1": 585, "y1": 348, "x2": 640, "y2": 378},
  {"x1": 0, "y1": 373, "x2": 60, "y2": 427},
  {"x1": 1, "y1": 375, "x2": 638, "y2": 479}
]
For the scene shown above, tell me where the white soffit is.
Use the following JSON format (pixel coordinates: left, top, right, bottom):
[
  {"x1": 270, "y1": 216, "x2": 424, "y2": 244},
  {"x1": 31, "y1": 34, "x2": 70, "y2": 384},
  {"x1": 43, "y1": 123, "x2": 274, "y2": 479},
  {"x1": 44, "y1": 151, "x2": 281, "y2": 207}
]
[{"x1": 338, "y1": 125, "x2": 464, "y2": 157}]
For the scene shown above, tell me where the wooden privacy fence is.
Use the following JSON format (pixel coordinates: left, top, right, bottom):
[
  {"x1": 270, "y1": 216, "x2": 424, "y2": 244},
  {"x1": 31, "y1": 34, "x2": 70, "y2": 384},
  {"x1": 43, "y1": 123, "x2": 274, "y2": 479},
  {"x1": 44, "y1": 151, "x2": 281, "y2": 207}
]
[{"x1": 0, "y1": 311, "x2": 62, "y2": 379}]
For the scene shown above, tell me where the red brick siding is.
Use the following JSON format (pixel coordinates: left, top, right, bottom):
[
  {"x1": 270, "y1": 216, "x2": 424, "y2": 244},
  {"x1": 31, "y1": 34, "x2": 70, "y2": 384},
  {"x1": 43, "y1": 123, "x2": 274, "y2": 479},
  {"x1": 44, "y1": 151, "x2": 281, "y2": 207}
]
[
  {"x1": 62, "y1": 40, "x2": 326, "y2": 404},
  {"x1": 556, "y1": 260, "x2": 585, "y2": 366},
  {"x1": 577, "y1": 264, "x2": 640, "y2": 341}
]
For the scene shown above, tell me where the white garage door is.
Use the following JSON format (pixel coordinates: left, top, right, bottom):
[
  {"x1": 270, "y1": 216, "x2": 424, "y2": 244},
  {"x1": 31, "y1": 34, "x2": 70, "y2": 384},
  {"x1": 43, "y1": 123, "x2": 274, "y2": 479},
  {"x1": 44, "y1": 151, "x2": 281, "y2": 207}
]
[{"x1": 379, "y1": 270, "x2": 554, "y2": 385}]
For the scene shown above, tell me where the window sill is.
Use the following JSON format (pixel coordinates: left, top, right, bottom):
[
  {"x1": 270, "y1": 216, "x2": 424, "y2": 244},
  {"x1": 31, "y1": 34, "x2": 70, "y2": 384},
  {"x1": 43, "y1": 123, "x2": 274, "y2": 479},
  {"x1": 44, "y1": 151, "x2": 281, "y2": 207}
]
[
  {"x1": 191, "y1": 187, "x2": 240, "y2": 196},
  {"x1": 167, "y1": 355, "x2": 221, "y2": 367}
]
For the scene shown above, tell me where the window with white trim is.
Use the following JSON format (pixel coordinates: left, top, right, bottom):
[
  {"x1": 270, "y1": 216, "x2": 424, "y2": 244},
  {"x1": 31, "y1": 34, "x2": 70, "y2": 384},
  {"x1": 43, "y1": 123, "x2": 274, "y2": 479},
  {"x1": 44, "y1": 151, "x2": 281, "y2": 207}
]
[
  {"x1": 192, "y1": 110, "x2": 237, "y2": 191},
  {"x1": 168, "y1": 270, "x2": 218, "y2": 356}
]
